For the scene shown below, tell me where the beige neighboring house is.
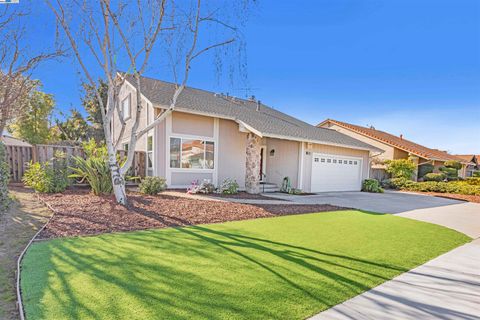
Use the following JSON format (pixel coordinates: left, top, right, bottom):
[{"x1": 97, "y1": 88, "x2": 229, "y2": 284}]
[
  {"x1": 455, "y1": 155, "x2": 479, "y2": 177},
  {"x1": 112, "y1": 74, "x2": 382, "y2": 193},
  {"x1": 318, "y1": 119, "x2": 470, "y2": 180}
]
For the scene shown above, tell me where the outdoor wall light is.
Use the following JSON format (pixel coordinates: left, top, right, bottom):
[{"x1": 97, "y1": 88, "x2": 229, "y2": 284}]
[{"x1": 270, "y1": 149, "x2": 275, "y2": 156}]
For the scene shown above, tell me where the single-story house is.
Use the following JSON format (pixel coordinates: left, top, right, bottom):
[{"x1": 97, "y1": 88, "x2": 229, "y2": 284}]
[
  {"x1": 318, "y1": 119, "x2": 470, "y2": 180},
  {"x1": 112, "y1": 75, "x2": 382, "y2": 193},
  {"x1": 455, "y1": 155, "x2": 479, "y2": 177}
]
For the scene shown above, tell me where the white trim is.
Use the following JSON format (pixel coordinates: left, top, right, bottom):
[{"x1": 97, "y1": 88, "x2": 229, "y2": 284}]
[
  {"x1": 122, "y1": 75, "x2": 155, "y2": 109},
  {"x1": 160, "y1": 108, "x2": 375, "y2": 152},
  {"x1": 297, "y1": 142, "x2": 305, "y2": 189},
  {"x1": 213, "y1": 118, "x2": 219, "y2": 185},
  {"x1": 165, "y1": 113, "x2": 172, "y2": 185}
]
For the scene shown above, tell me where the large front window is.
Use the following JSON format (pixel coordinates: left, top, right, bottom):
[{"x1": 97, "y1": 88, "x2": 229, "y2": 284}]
[{"x1": 170, "y1": 137, "x2": 214, "y2": 169}]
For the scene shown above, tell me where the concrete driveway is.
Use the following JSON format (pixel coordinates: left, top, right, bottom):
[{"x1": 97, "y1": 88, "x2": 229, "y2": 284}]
[
  {"x1": 266, "y1": 191, "x2": 480, "y2": 238},
  {"x1": 264, "y1": 191, "x2": 480, "y2": 319}
]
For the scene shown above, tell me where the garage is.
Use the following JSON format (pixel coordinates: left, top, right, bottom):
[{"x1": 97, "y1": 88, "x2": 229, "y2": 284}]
[{"x1": 311, "y1": 153, "x2": 363, "y2": 192}]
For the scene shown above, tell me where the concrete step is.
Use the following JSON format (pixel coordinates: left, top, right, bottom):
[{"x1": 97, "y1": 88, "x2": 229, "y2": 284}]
[{"x1": 260, "y1": 183, "x2": 279, "y2": 193}]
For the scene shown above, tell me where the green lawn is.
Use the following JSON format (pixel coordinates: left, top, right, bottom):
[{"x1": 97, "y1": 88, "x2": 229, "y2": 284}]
[{"x1": 21, "y1": 210, "x2": 470, "y2": 320}]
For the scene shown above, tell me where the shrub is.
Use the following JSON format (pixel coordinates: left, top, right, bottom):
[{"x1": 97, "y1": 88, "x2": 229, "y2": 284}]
[
  {"x1": 23, "y1": 153, "x2": 69, "y2": 194},
  {"x1": 385, "y1": 159, "x2": 416, "y2": 179},
  {"x1": 217, "y1": 178, "x2": 239, "y2": 195},
  {"x1": 139, "y1": 177, "x2": 167, "y2": 195},
  {"x1": 70, "y1": 140, "x2": 112, "y2": 195},
  {"x1": 385, "y1": 179, "x2": 480, "y2": 196},
  {"x1": 464, "y1": 177, "x2": 480, "y2": 186},
  {"x1": 187, "y1": 179, "x2": 215, "y2": 194},
  {"x1": 382, "y1": 177, "x2": 416, "y2": 190},
  {"x1": 423, "y1": 173, "x2": 446, "y2": 182},
  {"x1": 288, "y1": 188, "x2": 302, "y2": 195},
  {"x1": 473, "y1": 171, "x2": 480, "y2": 178},
  {"x1": 444, "y1": 160, "x2": 462, "y2": 170},
  {"x1": 362, "y1": 179, "x2": 384, "y2": 193},
  {"x1": 0, "y1": 141, "x2": 10, "y2": 212},
  {"x1": 418, "y1": 163, "x2": 434, "y2": 179}
]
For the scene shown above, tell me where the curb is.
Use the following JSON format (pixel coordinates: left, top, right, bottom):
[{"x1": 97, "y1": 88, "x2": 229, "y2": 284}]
[{"x1": 15, "y1": 194, "x2": 57, "y2": 320}]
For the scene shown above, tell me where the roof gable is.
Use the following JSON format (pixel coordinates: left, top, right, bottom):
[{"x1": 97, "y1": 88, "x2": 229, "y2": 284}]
[
  {"x1": 319, "y1": 119, "x2": 466, "y2": 163},
  {"x1": 122, "y1": 74, "x2": 383, "y2": 152}
]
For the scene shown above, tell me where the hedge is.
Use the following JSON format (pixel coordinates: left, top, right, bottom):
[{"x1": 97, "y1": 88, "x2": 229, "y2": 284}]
[{"x1": 384, "y1": 178, "x2": 480, "y2": 196}]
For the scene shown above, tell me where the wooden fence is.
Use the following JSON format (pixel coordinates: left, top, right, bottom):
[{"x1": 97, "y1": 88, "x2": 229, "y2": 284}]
[{"x1": 5, "y1": 144, "x2": 146, "y2": 182}]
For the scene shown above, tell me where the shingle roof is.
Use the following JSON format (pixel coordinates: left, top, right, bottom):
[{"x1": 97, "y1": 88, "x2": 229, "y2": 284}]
[
  {"x1": 455, "y1": 154, "x2": 479, "y2": 165},
  {"x1": 1, "y1": 135, "x2": 32, "y2": 147},
  {"x1": 319, "y1": 119, "x2": 467, "y2": 163},
  {"x1": 123, "y1": 74, "x2": 382, "y2": 152}
]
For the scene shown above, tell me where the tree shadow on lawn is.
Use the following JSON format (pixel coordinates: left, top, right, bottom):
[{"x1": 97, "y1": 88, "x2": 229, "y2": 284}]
[{"x1": 23, "y1": 219, "x2": 417, "y2": 320}]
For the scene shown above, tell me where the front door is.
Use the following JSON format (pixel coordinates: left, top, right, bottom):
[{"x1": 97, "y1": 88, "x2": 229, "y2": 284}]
[{"x1": 260, "y1": 146, "x2": 267, "y2": 181}]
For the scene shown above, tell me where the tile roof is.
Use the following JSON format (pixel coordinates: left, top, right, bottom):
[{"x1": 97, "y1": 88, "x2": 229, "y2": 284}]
[
  {"x1": 123, "y1": 74, "x2": 382, "y2": 152},
  {"x1": 319, "y1": 119, "x2": 468, "y2": 163},
  {"x1": 455, "y1": 154, "x2": 479, "y2": 165}
]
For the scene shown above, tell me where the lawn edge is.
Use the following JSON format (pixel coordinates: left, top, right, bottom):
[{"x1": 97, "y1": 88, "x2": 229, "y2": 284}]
[{"x1": 15, "y1": 193, "x2": 58, "y2": 320}]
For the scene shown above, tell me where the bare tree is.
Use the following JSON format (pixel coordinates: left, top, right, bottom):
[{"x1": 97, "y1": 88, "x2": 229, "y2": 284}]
[
  {"x1": 0, "y1": 7, "x2": 62, "y2": 134},
  {"x1": 46, "y1": 0, "x2": 250, "y2": 204}
]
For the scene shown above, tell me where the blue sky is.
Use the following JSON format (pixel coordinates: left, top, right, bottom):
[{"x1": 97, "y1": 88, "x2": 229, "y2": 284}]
[{"x1": 18, "y1": 0, "x2": 480, "y2": 154}]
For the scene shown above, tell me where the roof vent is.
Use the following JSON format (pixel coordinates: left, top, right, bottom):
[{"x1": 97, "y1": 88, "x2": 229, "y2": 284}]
[
  {"x1": 369, "y1": 125, "x2": 375, "y2": 130},
  {"x1": 400, "y1": 134, "x2": 403, "y2": 140},
  {"x1": 256, "y1": 100, "x2": 261, "y2": 112},
  {"x1": 249, "y1": 95, "x2": 256, "y2": 102}
]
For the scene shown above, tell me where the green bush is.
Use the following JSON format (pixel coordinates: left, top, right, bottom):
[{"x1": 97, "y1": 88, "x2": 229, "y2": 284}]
[
  {"x1": 464, "y1": 177, "x2": 480, "y2": 186},
  {"x1": 385, "y1": 159, "x2": 416, "y2": 179},
  {"x1": 444, "y1": 160, "x2": 462, "y2": 170},
  {"x1": 473, "y1": 171, "x2": 480, "y2": 178},
  {"x1": 386, "y1": 179, "x2": 480, "y2": 196},
  {"x1": 70, "y1": 140, "x2": 112, "y2": 195},
  {"x1": 418, "y1": 164, "x2": 434, "y2": 179},
  {"x1": 0, "y1": 141, "x2": 10, "y2": 212},
  {"x1": 362, "y1": 179, "x2": 384, "y2": 193},
  {"x1": 139, "y1": 177, "x2": 167, "y2": 195},
  {"x1": 23, "y1": 152, "x2": 69, "y2": 194},
  {"x1": 218, "y1": 178, "x2": 239, "y2": 195},
  {"x1": 423, "y1": 173, "x2": 446, "y2": 182},
  {"x1": 382, "y1": 177, "x2": 416, "y2": 189}
]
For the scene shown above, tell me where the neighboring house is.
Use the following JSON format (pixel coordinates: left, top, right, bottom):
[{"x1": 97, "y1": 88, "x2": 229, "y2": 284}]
[
  {"x1": 0, "y1": 135, "x2": 32, "y2": 147},
  {"x1": 455, "y1": 155, "x2": 479, "y2": 177},
  {"x1": 318, "y1": 119, "x2": 470, "y2": 180},
  {"x1": 112, "y1": 75, "x2": 382, "y2": 193}
]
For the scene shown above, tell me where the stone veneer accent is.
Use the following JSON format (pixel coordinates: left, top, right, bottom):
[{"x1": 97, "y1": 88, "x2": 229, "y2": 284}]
[{"x1": 245, "y1": 133, "x2": 261, "y2": 194}]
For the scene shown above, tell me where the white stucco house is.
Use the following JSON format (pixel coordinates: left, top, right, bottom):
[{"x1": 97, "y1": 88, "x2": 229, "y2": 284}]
[{"x1": 113, "y1": 74, "x2": 382, "y2": 193}]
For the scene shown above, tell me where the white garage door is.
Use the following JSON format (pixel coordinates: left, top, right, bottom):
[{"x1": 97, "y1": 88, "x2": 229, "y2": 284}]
[{"x1": 311, "y1": 153, "x2": 363, "y2": 192}]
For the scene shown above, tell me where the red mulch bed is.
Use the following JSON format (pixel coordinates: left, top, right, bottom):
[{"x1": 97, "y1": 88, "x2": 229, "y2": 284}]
[
  {"x1": 38, "y1": 190, "x2": 343, "y2": 239},
  {"x1": 414, "y1": 192, "x2": 480, "y2": 203}
]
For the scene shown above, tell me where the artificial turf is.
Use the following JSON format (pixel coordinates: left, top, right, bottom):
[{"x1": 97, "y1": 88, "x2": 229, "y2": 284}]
[{"x1": 21, "y1": 210, "x2": 470, "y2": 319}]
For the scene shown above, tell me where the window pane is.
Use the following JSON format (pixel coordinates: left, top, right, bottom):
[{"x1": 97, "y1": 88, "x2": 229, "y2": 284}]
[
  {"x1": 182, "y1": 139, "x2": 204, "y2": 169},
  {"x1": 122, "y1": 96, "x2": 130, "y2": 120},
  {"x1": 147, "y1": 152, "x2": 153, "y2": 169},
  {"x1": 147, "y1": 136, "x2": 153, "y2": 151},
  {"x1": 170, "y1": 137, "x2": 181, "y2": 168},
  {"x1": 205, "y1": 141, "x2": 214, "y2": 169}
]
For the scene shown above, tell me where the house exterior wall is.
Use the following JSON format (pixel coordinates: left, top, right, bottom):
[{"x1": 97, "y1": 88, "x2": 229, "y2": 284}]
[
  {"x1": 217, "y1": 119, "x2": 247, "y2": 188},
  {"x1": 265, "y1": 138, "x2": 300, "y2": 188},
  {"x1": 321, "y1": 124, "x2": 392, "y2": 166},
  {"x1": 301, "y1": 143, "x2": 370, "y2": 192},
  {"x1": 112, "y1": 82, "x2": 153, "y2": 151},
  {"x1": 165, "y1": 111, "x2": 217, "y2": 187}
]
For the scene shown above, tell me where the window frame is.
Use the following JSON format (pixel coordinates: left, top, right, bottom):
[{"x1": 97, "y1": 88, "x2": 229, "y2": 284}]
[
  {"x1": 169, "y1": 135, "x2": 215, "y2": 172},
  {"x1": 121, "y1": 94, "x2": 131, "y2": 121}
]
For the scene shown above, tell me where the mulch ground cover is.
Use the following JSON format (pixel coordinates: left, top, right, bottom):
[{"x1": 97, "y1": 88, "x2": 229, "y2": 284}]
[
  {"x1": 417, "y1": 192, "x2": 480, "y2": 203},
  {"x1": 38, "y1": 190, "x2": 343, "y2": 239}
]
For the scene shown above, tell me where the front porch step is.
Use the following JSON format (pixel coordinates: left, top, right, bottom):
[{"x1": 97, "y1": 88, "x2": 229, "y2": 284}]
[{"x1": 260, "y1": 183, "x2": 279, "y2": 193}]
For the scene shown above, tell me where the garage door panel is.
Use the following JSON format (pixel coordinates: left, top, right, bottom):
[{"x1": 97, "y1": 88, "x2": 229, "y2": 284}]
[{"x1": 311, "y1": 154, "x2": 362, "y2": 192}]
